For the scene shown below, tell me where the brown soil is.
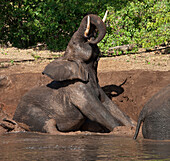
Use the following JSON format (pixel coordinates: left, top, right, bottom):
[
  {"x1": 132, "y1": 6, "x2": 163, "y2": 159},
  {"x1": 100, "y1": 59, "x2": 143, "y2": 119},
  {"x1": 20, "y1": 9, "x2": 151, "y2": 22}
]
[{"x1": 0, "y1": 47, "x2": 170, "y2": 136}]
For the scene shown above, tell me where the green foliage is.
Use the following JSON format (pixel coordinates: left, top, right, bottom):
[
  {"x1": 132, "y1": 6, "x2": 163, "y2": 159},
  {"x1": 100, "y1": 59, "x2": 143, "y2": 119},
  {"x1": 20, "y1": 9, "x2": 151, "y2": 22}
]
[
  {"x1": 0, "y1": 0, "x2": 169, "y2": 54},
  {"x1": 98, "y1": 0, "x2": 170, "y2": 55},
  {"x1": 0, "y1": 0, "x2": 112, "y2": 50}
]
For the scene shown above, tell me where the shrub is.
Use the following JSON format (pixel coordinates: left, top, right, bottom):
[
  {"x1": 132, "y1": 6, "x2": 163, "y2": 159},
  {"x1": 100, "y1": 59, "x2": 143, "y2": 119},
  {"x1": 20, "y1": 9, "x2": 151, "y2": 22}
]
[
  {"x1": 98, "y1": 0, "x2": 170, "y2": 55},
  {"x1": 0, "y1": 0, "x2": 169, "y2": 55},
  {"x1": 0, "y1": 0, "x2": 110, "y2": 50}
]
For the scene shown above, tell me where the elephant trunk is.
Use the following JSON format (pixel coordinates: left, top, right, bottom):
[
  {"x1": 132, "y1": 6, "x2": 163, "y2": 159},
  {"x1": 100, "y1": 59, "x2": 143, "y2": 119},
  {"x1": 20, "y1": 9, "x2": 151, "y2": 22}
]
[{"x1": 79, "y1": 14, "x2": 106, "y2": 44}]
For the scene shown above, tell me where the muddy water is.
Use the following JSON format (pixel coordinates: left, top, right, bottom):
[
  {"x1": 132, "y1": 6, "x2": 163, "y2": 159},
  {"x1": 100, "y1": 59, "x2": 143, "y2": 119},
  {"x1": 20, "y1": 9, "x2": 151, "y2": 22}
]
[{"x1": 0, "y1": 133, "x2": 169, "y2": 161}]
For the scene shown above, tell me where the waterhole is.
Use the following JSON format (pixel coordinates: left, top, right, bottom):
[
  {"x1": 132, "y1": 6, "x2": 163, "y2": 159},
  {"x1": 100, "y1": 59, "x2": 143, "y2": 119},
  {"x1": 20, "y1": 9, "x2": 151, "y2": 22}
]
[{"x1": 0, "y1": 133, "x2": 169, "y2": 161}]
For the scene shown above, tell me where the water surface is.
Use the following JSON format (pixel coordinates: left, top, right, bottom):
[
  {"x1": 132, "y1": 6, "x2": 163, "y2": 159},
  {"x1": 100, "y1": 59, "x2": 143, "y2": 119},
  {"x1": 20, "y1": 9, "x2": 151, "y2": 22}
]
[{"x1": 0, "y1": 133, "x2": 169, "y2": 161}]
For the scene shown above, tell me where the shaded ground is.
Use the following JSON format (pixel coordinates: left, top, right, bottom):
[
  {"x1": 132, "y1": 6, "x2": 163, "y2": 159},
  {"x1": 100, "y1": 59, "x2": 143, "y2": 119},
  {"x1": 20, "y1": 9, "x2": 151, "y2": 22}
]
[{"x1": 0, "y1": 47, "x2": 170, "y2": 136}]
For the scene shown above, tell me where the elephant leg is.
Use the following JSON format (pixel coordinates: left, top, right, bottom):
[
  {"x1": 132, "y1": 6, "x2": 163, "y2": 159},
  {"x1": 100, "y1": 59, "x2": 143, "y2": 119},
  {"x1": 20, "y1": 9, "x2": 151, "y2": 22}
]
[
  {"x1": 70, "y1": 84, "x2": 121, "y2": 131},
  {"x1": 99, "y1": 87, "x2": 135, "y2": 127}
]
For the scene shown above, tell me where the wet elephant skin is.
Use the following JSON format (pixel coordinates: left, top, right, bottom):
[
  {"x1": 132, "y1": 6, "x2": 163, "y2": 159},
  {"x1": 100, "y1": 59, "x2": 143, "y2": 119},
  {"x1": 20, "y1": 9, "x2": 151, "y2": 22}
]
[{"x1": 13, "y1": 14, "x2": 134, "y2": 134}]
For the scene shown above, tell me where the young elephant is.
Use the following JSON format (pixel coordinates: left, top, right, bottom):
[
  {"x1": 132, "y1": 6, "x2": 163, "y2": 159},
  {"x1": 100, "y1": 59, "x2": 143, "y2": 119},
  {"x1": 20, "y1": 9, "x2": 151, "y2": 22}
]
[
  {"x1": 13, "y1": 13, "x2": 134, "y2": 134},
  {"x1": 134, "y1": 85, "x2": 170, "y2": 140}
]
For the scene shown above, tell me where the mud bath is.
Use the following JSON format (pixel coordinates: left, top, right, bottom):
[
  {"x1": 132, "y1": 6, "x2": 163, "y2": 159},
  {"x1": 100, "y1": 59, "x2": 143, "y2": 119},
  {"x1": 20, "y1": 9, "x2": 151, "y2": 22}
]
[{"x1": 0, "y1": 48, "x2": 170, "y2": 160}]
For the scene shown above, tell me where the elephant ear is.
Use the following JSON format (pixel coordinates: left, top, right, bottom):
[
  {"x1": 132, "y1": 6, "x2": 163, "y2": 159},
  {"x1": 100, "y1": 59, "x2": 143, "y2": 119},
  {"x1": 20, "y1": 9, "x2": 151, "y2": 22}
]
[{"x1": 42, "y1": 59, "x2": 89, "y2": 82}]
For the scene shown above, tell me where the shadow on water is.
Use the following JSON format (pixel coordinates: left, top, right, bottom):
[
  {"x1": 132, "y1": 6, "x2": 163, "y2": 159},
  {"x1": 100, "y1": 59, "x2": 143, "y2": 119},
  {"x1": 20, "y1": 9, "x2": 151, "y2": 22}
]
[{"x1": 0, "y1": 132, "x2": 169, "y2": 161}]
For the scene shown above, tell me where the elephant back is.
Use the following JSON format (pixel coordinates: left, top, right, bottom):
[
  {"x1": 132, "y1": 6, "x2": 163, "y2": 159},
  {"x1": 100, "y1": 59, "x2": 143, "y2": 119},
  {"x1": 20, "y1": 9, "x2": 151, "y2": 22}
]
[
  {"x1": 134, "y1": 85, "x2": 170, "y2": 140},
  {"x1": 142, "y1": 102, "x2": 170, "y2": 140},
  {"x1": 142, "y1": 85, "x2": 170, "y2": 140}
]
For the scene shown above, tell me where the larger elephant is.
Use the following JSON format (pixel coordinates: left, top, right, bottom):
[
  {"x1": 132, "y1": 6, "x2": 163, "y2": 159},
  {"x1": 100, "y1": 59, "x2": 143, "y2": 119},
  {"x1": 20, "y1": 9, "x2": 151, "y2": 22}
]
[
  {"x1": 13, "y1": 14, "x2": 134, "y2": 134},
  {"x1": 134, "y1": 85, "x2": 170, "y2": 140}
]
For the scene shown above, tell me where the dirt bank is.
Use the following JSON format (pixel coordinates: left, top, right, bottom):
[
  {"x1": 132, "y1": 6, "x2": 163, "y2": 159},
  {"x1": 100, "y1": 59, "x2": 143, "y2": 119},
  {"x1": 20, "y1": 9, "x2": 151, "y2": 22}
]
[{"x1": 0, "y1": 47, "x2": 169, "y2": 136}]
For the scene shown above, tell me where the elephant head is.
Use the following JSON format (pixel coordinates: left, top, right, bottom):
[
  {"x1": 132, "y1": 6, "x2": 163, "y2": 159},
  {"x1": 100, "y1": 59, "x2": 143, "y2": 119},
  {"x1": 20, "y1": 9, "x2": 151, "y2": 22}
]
[
  {"x1": 43, "y1": 13, "x2": 107, "y2": 82},
  {"x1": 64, "y1": 14, "x2": 106, "y2": 61}
]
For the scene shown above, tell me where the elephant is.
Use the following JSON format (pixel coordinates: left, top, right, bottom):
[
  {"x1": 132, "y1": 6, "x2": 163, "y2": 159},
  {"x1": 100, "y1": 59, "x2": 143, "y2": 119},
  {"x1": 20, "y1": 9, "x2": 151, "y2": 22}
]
[
  {"x1": 13, "y1": 13, "x2": 134, "y2": 134},
  {"x1": 133, "y1": 85, "x2": 170, "y2": 140}
]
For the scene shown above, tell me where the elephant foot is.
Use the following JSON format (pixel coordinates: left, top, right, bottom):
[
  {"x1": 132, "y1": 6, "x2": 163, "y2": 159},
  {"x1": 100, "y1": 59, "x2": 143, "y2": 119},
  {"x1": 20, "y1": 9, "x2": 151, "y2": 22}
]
[
  {"x1": 43, "y1": 119, "x2": 61, "y2": 134},
  {"x1": 43, "y1": 119, "x2": 81, "y2": 135}
]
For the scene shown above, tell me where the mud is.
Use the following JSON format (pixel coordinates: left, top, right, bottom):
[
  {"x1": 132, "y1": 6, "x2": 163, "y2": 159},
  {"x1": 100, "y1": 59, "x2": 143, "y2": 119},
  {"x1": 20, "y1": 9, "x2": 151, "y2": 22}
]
[{"x1": 0, "y1": 47, "x2": 170, "y2": 136}]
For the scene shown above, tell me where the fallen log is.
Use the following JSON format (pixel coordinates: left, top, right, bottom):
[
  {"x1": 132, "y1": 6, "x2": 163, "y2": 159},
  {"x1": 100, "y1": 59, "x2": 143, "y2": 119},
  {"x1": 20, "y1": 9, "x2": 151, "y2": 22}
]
[{"x1": 108, "y1": 44, "x2": 135, "y2": 53}]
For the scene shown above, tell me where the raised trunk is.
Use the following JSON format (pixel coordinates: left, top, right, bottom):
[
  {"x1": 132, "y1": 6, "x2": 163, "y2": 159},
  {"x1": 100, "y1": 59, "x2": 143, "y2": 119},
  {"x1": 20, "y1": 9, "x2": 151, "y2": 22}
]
[{"x1": 79, "y1": 14, "x2": 106, "y2": 44}]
